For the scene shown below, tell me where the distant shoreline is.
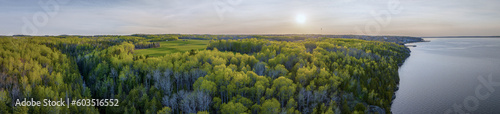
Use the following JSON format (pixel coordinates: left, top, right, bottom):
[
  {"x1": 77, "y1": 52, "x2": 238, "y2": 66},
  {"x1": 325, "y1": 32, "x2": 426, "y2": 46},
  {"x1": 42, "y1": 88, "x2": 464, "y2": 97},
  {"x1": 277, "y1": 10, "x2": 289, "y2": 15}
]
[
  {"x1": 3, "y1": 34, "x2": 426, "y2": 45},
  {"x1": 421, "y1": 36, "x2": 500, "y2": 38}
]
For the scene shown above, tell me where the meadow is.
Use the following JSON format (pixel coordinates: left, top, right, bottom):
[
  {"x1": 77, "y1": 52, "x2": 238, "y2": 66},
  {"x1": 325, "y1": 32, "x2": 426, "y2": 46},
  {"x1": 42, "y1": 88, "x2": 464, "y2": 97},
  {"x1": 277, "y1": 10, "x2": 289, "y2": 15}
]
[{"x1": 134, "y1": 39, "x2": 210, "y2": 57}]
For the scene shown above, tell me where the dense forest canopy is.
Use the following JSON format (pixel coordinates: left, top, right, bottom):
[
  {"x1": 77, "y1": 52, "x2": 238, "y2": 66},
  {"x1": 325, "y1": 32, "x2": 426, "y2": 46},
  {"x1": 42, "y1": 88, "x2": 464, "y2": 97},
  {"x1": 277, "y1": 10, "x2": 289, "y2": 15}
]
[{"x1": 0, "y1": 35, "x2": 413, "y2": 114}]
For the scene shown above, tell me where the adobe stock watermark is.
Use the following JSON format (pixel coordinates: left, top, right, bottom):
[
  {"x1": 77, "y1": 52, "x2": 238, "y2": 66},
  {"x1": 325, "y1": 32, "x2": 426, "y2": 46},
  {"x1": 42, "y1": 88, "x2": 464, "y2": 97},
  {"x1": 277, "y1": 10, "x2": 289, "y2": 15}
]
[
  {"x1": 213, "y1": 0, "x2": 243, "y2": 21},
  {"x1": 354, "y1": 0, "x2": 403, "y2": 35},
  {"x1": 21, "y1": 0, "x2": 71, "y2": 35},
  {"x1": 444, "y1": 74, "x2": 500, "y2": 114}
]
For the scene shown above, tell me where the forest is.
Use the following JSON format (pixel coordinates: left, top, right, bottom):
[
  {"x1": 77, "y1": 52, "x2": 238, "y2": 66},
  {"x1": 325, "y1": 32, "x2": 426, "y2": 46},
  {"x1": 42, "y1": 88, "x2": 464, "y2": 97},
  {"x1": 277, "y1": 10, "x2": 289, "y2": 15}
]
[{"x1": 0, "y1": 35, "x2": 412, "y2": 114}]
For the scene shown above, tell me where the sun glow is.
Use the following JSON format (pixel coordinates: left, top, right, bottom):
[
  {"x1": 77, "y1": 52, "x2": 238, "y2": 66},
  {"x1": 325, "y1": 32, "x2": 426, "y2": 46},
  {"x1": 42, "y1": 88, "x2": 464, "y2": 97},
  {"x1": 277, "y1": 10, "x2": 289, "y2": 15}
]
[{"x1": 296, "y1": 14, "x2": 306, "y2": 24}]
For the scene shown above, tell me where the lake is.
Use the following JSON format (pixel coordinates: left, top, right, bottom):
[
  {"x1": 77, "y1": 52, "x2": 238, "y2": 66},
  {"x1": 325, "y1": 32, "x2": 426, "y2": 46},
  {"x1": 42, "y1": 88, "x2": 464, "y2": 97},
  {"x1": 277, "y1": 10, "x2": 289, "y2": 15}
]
[{"x1": 392, "y1": 38, "x2": 500, "y2": 114}]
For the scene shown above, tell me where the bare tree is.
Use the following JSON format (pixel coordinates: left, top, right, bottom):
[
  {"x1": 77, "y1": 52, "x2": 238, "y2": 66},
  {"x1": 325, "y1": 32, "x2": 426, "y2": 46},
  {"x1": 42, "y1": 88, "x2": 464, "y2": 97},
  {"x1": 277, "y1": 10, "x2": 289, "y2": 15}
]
[
  {"x1": 0, "y1": 73, "x2": 6, "y2": 88},
  {"x1": 10, "y1": 85, "x2": 21, "y2": 106},
  {"x1": 180, "y1": 91, "x2": 196, "y2": 113},
  {"x1": 297, "y1": 89, "x2": 305, "y2": 111},
  {"x1": 298, "y1": 88, "x2": 313, "y2": 114},
  {"x1": 110, "y1": 68, "x2": 118, "y2": 79},
  {"x1": 190, "y1": 69, "x2": 207, "y2": 86},
  {"x1": 174, "y1": 71, "x2": 182, "y2": 91},
  {"x1": 169, "y1": 93, "x2": 179, "y2": 113},
  {"x1": 145, "y1": 73, "x2": 151, "y2": 88},
  {"x1": 155, "y1": 69, "x2": 173, "y2": 95},
  {"x1": 196, "y1": 91, "x2": 212, "y2": 111},
  {"x1": 254, "y1": 62, "x2": 266, "y2": 76},
  {"x1": 314, "y1": 89, "x2": 327, "y2": 104},
  {"x1": 150, "y1": 69, "x2": 160, "y2": 89},
  {"x1": 152, "y1": 69, "x2": 161, "y2": 82},
  {"x1": 183, "y1": 72, "x2": 191, "y2": 90}
]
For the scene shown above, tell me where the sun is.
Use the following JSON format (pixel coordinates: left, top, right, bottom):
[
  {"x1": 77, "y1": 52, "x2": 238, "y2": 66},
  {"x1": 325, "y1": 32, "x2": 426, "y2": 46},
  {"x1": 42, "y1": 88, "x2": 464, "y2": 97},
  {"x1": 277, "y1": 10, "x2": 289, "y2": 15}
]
[{"x1": 296, "y1": 14, "x2": 306, "y2": 24}]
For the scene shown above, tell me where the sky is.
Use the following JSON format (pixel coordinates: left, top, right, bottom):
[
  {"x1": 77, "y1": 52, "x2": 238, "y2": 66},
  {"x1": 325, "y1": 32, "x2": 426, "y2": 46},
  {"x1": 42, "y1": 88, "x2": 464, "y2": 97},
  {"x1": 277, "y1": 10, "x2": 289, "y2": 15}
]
[{"x1": 0, "y1": 0, "x2": 499, "y2": 36}]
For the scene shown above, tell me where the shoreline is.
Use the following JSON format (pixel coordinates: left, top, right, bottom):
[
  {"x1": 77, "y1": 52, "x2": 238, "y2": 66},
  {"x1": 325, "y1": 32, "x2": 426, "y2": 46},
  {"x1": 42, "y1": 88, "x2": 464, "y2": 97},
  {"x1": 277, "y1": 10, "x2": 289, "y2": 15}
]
[{"x1": 390, "y1": 39, "x2": 430, "y2": 113}]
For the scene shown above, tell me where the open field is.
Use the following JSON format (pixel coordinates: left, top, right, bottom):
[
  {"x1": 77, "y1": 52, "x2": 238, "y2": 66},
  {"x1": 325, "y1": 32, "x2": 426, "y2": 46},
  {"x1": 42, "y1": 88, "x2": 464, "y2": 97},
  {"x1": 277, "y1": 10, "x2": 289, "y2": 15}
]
[{"x1": 134, "y1": 39, "x2": 210, "y2": 57}]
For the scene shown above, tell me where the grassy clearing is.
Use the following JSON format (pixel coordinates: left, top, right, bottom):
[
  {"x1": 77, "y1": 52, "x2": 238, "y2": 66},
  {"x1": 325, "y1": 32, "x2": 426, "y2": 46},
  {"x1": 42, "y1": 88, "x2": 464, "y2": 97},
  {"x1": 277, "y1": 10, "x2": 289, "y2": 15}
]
[{"x1": 134, "y1": 39, "x2": 210, "y2": 57}]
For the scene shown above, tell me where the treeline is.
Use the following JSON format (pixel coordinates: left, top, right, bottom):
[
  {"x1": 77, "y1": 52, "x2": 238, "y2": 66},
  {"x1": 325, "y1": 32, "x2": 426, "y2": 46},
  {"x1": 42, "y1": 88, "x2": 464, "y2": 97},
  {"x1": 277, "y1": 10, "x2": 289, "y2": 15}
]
[
  {"x1": 135, "y1": 42, "x2": 160, "y2": 49},
  {"x1": 207, "y1": 38, "x2": 268, "y2": 54},
  {"x1": 131, "y1": 34, "x2": 179, "y2": 41},
  {"x1": 11, "y1": 36, "x2": 162, "y2": 56},
  {"x1": 251, "y1": 35, "x2": 308, "y2": 41},
  {"x1": 0, "y1": 36, "x2": 410, "y2": 114}
]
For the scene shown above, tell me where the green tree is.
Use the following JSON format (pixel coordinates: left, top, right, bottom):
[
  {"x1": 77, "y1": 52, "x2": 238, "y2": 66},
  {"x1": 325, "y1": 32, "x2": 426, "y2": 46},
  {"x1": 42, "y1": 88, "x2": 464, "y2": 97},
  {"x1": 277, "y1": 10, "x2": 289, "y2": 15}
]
[
  {"x1": 157, "y1": 107, "x2": 172, "y2": 114},
  {"x1": 272, "y1": 77, "x2": 296, "y2": 108},
  {"x1": 221, "y1": 102, "x2": 247, "y2": 114},
  {"x1": 260, "y1": 98, "x2": 281, "y2": 114}
]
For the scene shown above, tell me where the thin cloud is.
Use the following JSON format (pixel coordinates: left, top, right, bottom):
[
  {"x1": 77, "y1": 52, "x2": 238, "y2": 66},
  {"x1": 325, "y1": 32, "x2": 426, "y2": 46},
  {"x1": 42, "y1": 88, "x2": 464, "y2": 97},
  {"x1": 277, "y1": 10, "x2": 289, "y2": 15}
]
[{"x1": 0, "y1": 0, "x2": 499, "y2": 36}]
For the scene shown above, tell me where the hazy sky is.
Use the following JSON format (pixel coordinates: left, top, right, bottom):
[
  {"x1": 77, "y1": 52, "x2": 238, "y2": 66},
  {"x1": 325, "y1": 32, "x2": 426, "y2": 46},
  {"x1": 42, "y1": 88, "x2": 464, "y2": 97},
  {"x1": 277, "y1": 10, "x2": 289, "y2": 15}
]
[{"x1": 1, "y1": 0, "x2": 499, "y2": 36}]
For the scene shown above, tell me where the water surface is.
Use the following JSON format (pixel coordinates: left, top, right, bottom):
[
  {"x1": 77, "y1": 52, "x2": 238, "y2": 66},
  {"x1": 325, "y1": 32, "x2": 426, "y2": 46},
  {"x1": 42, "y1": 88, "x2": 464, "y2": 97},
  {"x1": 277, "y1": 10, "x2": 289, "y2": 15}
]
[{"x1": 392, "y1": 38, "x2": 500, "y2": 114}]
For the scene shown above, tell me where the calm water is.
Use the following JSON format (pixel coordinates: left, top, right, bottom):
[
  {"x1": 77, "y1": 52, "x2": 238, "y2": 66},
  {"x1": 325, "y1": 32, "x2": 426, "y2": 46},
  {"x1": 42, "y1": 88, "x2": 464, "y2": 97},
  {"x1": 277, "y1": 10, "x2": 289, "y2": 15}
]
[{"x1": 392, "y1": 38, "x2": 500, "y2": 114}]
